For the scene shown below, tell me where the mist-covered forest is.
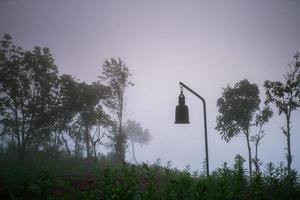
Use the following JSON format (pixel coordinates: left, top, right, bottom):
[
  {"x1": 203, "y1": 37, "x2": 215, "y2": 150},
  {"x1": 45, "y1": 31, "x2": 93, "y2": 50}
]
[{"x1": 0, "y1": 31, "x2": 300, "y2": 199}]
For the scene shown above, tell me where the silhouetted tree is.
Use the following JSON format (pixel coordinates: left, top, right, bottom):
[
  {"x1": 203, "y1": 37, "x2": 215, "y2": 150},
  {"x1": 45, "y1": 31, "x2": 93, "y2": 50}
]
[
  {"x1": 123, "y1": 120, "x2": 151, "y2": 164},
  {"x1": 264, "y1": 53, "x2": 300, "y2": 172},
  {"x1": 99, "y1": 58, "x2": 133, "y2": 163},
  {"x1": 251, "y1": 106, "x2": 273, "y2": 173},
  {"x1": 53, "y1": 74, "x2": 79, "y2": 155},
  {"x1": 216, "y1": 79, "x2": 260, "y2": 177},
  {"x1": 0, "y1": 34, "x2": 59, "y2": 161},
  {"x1": 74, "y1": 82, "x2": 111, "y2": 159}
]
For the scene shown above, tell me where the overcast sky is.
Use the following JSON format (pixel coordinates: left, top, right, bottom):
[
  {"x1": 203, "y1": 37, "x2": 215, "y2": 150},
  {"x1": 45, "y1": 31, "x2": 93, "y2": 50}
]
[{"x1": 1, "y1": 0, "x2": 300, "y2": 173}]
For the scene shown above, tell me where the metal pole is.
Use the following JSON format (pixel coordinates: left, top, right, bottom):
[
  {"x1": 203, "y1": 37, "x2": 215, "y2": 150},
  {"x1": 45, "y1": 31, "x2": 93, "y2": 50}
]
[{"x1": 179, "y1": 82, "x2": 209, "y2": 176}]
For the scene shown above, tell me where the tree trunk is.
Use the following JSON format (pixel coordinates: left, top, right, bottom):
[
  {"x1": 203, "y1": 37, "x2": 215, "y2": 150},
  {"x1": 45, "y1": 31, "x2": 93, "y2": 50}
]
[
  {"x1": 14, "y1": 105, "x2": 24, "y2": 162},
  {"x1": 89, "y1": 136, "x2": 97, "y2": 162},
  {"x1": 286, "y1": 113, "x2": 292, "y2": 172},
  {"x1": 115, "y1": 97, "x2": 125, "y2": 163},
  {"x1": 245, "y1": 131, "x2": 252, "y2": 177},
  {"x1": 21, "y1": 106, "x2": 26, "y2": 161},
  {"x1": 84, "y1": 124, "x2": 91, "y2": 159},
  {"x1": 92, "y1": 141, "x2": 97, "y2": 162},
  {"x1": 254, "y1": 141, "x2": 259, "y2": 173},
  {"x1": 130, "y1": 138, "x2": 138, "y2": 164},
  {"x1": 75, "y1": 136, "x2": 79, "y2": 158},
  {"x1": 61, "y1": 132, "x2": 71, "y2": 155}
]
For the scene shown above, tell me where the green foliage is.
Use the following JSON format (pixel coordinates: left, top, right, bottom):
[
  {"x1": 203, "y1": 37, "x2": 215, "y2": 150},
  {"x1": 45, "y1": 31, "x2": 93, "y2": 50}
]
[
  {"x1": 0, "y1": 152, "x2": 299, "y2": 199},
  {"x1": 100, "y1": 164, "x2": 139, "y2": 200},
  {"x1": 29, "y1": 170, "x2": 54, "y2": 200}
]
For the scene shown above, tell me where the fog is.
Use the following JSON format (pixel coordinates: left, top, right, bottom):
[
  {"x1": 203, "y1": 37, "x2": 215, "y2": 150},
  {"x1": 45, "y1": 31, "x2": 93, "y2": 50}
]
[{"x1": 1, "y1": 0, "x2": 300, "y2": 172}]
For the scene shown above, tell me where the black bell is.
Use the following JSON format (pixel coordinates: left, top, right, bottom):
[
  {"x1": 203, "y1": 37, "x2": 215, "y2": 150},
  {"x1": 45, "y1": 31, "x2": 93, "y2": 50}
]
[{"x1": 175, "y1": 92, "x2": 190, "y2": 124}]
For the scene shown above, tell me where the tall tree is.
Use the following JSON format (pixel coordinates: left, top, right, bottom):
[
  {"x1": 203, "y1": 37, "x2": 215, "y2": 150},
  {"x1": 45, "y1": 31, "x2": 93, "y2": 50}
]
[
  {"x1": 99, "y1": 58, "x2": 133, "y2": 163},
  {"x1": 216, "y1": 79, "x2": 260, "y2": 177},
  {"x1": 264, "y1": 53, "x2": 300, "y2": 172},
  {"x1": 75, "y1": 82, "x2": 111, "y2": 159},
  {"x1": 0, "y1": 34, "x2": 59, "y2": 161},
  {"x1": 251, "y1": 106, "x2": 273, "y2": 173},
  {"x1": 53, "y1": 74, "x2": 80, "y2": 155},
  {"x1": 123, "y1": 120, "x2": 151, "y2": 164}
]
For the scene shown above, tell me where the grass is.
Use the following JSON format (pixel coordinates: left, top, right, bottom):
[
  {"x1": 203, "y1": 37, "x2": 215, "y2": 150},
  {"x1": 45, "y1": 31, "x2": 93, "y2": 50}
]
[{"x1": 0, "y1": 153, "x2": 299, "y2": 200}]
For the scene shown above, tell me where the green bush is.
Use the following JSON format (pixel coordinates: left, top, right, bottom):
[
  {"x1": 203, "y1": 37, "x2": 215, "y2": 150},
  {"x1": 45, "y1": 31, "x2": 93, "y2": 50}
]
[{"x1": 0, "y1": 152, "x2": 299, "y2": 200}]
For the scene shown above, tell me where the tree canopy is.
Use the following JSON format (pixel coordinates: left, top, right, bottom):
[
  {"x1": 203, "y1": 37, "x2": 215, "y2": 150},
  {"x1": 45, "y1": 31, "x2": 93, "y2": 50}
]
[
  {"x1": 216, "y1": 79, "x2": 260, "y2": 141},
  {"x1": 216, "y1": 79, "x2": 260, "y2": 176},
  {"x1": 0, "y1": 34, "x2": 59, "y2": 160},
  {"x1": 123, "y1": 120, "x2": 151, "y2": 164}
]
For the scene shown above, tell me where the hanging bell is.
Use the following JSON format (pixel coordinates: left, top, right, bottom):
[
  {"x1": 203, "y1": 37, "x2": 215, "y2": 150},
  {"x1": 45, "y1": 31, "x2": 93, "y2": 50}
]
[{"x1": 175, "y1": 92, "x2": 190, "y2": 124}]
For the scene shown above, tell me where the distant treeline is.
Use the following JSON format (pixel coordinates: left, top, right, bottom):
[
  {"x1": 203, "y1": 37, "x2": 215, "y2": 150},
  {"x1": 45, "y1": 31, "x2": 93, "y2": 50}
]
[{"x1": 0, "y1": 34, "x2": 150, "y2": 164}]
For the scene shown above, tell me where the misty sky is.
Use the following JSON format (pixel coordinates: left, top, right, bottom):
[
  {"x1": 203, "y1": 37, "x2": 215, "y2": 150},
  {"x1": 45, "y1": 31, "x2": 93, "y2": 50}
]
[{"x1": 1, "y1": 0, "x2": 300, "y2": 173}]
